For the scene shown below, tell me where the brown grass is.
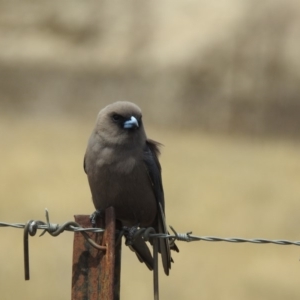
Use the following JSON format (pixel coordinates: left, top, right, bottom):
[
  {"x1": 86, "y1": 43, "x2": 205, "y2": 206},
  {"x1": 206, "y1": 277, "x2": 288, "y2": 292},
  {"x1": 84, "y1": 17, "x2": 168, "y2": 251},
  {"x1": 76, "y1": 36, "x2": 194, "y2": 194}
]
[{"x1": 1, "y1": 112, "x2": 300, "y2": 300}]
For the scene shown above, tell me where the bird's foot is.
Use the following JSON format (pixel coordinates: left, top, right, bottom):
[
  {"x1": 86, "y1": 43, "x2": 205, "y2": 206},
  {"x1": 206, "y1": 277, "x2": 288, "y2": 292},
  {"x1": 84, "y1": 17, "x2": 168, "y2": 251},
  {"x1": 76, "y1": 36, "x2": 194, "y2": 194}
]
[
  {"x1": 123, "y1": 224, "x2": 140, "y2": 246},
  {"x1": 89, "y1": 210, "x2": 103, "y2": 227}
]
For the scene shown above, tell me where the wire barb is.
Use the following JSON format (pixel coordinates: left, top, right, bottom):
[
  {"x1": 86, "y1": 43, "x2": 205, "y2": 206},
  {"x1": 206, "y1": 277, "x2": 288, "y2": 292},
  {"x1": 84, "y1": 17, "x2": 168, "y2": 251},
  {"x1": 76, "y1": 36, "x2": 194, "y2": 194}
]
[{"x1": 169, "y1": 225, "x2": 193, "y2": 242}]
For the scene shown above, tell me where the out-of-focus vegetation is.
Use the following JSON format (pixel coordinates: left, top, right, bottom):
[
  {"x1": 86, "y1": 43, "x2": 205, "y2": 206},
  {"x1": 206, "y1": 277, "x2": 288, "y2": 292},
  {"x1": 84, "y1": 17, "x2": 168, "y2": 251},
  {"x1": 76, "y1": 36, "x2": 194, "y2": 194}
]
[
  {"x1": 0, "y1": 1, "x2": 300, "y2": 299},
  {"x1": 0, "y1": 0, "x2": 300, "y2": 136}
]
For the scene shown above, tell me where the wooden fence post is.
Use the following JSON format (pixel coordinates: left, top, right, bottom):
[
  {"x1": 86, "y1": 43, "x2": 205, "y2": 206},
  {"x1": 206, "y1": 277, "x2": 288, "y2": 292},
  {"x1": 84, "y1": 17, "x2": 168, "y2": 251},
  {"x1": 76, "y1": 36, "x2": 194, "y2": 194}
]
[{"x1": 71, "y1": 207, "x2": 121, "y2": 300}]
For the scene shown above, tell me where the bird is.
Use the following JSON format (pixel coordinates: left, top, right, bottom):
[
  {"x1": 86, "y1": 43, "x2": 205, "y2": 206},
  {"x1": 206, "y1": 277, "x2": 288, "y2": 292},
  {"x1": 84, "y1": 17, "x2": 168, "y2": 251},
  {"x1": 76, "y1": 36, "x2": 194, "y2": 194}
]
[{"x1": 84, "y1": 101, "x2": 178, "y2": 275}]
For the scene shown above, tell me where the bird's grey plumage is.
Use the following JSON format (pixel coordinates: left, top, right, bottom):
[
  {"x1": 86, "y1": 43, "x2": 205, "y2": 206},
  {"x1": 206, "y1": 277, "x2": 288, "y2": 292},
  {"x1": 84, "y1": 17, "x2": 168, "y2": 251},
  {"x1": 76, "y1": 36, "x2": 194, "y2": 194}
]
[{"x1": 84, "y1": 101, "x2": 178, "y2": 275}]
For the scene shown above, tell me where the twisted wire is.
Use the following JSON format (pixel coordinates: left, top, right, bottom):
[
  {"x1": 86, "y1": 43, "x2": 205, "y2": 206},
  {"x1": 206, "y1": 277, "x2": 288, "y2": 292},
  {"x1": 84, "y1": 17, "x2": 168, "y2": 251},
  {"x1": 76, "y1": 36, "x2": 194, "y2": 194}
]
[{"x1": 2, "y1": 220, "x2": 300, "y2": 246}]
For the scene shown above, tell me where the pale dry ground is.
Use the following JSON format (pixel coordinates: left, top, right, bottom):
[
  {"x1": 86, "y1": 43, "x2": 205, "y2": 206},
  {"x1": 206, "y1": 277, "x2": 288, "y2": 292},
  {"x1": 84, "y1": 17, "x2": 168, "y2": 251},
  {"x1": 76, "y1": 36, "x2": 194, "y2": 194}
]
[{"x1": 1, "y1": 113, "x2": 300, "y2": 300}]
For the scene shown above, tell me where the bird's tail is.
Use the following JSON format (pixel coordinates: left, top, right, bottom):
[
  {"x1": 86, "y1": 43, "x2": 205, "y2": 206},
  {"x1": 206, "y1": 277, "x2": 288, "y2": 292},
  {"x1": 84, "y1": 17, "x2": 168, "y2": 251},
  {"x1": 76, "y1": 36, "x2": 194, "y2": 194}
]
[
  {"x1": 157, "y1": 203, "x2": 172, "y2": 275},
  {"x1": 127, "y1": 235, "x2": 154, "y2": 271}
]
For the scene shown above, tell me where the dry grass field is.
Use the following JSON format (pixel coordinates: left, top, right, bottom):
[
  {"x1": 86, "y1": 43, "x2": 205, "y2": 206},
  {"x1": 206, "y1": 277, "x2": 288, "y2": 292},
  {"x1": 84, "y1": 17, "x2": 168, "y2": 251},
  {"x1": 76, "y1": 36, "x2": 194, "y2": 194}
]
[{"x1": 1, "y1": 111, "x2": 300, "y2": 300}]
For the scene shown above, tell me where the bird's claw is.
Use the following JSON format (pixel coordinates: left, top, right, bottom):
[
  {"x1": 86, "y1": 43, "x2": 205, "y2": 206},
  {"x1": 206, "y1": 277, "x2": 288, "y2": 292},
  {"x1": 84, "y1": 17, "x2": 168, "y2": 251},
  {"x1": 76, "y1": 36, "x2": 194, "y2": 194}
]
[
  {"x1": 123, "y1": 224, "x2": 140, "y2": 245},
  {"x1": 90, "y1": 210, "x2": 103, "y2": 227}
]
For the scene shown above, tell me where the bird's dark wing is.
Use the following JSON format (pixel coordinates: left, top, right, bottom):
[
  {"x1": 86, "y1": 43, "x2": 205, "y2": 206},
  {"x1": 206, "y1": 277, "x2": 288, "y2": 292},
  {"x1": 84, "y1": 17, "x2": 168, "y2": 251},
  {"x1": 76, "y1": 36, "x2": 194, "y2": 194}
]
[
  {"x1": 144, "y1": 139, "x2": 165, "y2": 210},
  {"x1": 143, "y1": 139, "x2": 171, "y2": 275}
]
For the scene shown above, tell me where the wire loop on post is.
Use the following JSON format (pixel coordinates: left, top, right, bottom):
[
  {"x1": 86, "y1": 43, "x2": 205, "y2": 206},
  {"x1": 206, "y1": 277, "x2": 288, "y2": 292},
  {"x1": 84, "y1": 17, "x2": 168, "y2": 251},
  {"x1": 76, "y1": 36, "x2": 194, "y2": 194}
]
[
  {"x1": 23, "y1": 220, "x2": 34, "y2": 280},
  {"x1": 20, "y1": 209, "x2": 107, "y2": 281}
]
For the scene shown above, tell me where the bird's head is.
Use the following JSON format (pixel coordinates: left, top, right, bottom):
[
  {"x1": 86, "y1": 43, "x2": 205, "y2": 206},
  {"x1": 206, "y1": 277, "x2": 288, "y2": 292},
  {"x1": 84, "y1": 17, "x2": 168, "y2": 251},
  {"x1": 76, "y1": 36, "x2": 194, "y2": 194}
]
[{"x1": 94, "y1": 101, "x2": 146, "y2": 147}]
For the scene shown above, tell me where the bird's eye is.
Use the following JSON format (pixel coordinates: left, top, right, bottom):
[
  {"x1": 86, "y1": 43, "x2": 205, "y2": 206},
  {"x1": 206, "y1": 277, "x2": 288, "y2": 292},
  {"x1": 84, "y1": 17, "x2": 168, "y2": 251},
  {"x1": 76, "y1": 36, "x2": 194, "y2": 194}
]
[{"x1": 112, "y1": 114, "x2": 121, "y2": 121}]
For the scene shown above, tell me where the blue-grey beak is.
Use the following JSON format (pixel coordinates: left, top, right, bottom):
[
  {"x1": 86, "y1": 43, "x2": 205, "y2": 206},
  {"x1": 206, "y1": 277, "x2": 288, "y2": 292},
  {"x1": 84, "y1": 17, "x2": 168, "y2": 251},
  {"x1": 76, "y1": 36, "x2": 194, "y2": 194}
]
[{"x1": 123, "y1": 116, "x2": 139, "y2": 129}]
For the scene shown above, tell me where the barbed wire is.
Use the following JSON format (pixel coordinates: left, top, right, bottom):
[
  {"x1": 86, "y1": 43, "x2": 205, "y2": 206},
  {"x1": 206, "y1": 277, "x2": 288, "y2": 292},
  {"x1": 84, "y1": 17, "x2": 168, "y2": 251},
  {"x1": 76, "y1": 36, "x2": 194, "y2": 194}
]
[
  {"x1": 1, "y1": 209, "x2": 300, "y2": 247},
  {"x1": 3, "y1": 209, "x2": 298, "y2": 300},
  {"x1": 0, "y1": 221, "x2": 104, "y2": 233},
  {"x1": 3, "y1": 208, "x2": 300, "y2": 283}
]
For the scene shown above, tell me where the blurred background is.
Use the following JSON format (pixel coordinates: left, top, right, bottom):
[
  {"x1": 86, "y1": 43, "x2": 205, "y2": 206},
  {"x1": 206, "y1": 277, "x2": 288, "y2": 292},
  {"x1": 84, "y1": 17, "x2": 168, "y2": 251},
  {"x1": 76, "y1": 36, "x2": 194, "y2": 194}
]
[{"x1": 1, "y1": 1, "x2": 300, "y2": 299}]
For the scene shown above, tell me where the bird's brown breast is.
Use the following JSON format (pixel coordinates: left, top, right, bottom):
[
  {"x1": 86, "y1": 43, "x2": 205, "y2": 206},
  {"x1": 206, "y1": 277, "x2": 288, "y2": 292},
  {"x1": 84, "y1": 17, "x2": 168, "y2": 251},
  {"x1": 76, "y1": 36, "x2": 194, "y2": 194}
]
[{"x1": 87, "y1": 156, "x2": 157, "y2": 227}]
